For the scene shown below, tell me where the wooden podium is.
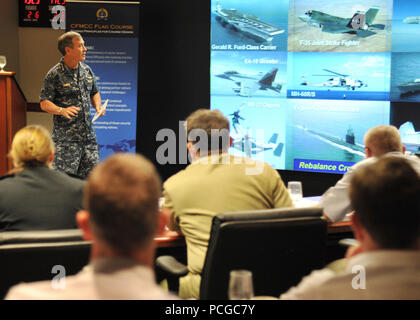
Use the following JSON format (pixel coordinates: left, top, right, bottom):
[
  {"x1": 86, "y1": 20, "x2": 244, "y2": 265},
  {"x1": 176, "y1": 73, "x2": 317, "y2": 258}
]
[{"x1": 0, "y1": 72, "x2": 27, "y2": 176}]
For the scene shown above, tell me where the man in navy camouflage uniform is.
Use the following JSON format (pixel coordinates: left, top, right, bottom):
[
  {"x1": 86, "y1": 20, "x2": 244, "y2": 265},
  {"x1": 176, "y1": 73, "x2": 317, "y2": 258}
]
[{"x1": 40, "y1": 31, "x2": 104, "y2": 179}]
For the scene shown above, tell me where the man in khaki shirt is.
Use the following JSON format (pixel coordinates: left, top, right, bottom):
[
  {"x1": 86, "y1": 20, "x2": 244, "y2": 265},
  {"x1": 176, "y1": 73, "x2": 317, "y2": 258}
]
[{"x1": 162, "y1": 109, "x2": 292, "y2": 299}]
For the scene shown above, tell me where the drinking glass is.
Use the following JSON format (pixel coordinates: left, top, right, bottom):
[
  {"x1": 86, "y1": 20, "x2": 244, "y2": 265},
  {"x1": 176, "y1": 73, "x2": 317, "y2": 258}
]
[
  {"x1": 159, "y1": 197, "x2": 165, "y2": 210},
  {"x1": 288, "y1": 181, "x2": 303, "y2": 203},
  {"x1": 0, "y1": 56, "x2": 6, "y2": 72},
  {"x1": 228, "y1": 270, "x2": 254, "y2": 300}
]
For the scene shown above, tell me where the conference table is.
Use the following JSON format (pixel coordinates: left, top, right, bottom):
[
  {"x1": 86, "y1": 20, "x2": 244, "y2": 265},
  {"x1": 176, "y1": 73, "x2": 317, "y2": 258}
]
[
  {"x1": 327, "y1": 220, "x2": 353, "y2": 234},
  {"x1": 154, "y1": 197, "x2": 354, "y2": 264},
  {"x1": 155, "y1": 229, "x2": 186, "y2": 248},
  {"x1": 155, "y1": 220, "x2": 353, "y2": 247}
]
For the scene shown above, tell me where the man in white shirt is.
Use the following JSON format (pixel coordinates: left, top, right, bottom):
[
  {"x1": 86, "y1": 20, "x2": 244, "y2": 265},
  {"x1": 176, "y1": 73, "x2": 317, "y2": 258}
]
[
  {"x1": 320, "y1": 125, "x2": 420, "y2": 222},
  {"x1": 281, "y1": 156, "x2": 420, "y2": 299},
  {"x1": 6, "y1": 153, "x2": 177, "y2": 300}
]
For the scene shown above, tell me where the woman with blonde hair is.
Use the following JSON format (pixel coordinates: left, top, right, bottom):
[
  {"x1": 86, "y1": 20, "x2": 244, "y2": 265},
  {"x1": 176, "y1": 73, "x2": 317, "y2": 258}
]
[{"x1": 0, "y1": 125, "x2": 85, "y2": 231}]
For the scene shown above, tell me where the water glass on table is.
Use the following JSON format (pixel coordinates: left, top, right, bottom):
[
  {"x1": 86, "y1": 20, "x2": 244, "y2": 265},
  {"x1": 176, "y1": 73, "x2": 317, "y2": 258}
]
[
  {"x1": 288, "y1": 181, "x2": 303, "y2": 204},
  {"x1": 228, "y1": 270, "x2": 254, "y2": 300},
  {"x1": 0, "y1": 56, "x2": 6, "y2": 72}
]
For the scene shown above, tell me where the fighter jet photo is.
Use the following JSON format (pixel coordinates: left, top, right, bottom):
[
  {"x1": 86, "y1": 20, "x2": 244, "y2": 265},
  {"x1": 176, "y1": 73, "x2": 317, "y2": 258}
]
[
  {"x1": 228, "y1": 107, "x2": 284, "y2": 158},
  {"x1": 298, "y1": 7, "x2": 385, "y2": 38},
  {"x1": 216, "y1": 68, "x2": 282, "y2": 97},
  {"x1": 300, "y1": 69, "x2": 367, "y2": 91}
]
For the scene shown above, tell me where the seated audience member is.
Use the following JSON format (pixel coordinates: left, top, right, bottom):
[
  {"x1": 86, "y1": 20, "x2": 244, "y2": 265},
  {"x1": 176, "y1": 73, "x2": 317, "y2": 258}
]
[
  {"x1": 281, "y1": 156, "x2": 420, "y2": 299},
  {"x1": 0, "y1": 125, "x2": 84, "y2": 231},
  {"x1": 6, "y1": 153, "x2": 177, "y2": 299},
  {"x1": 320, "y1": 125, "x2": 420, "y2": 222},
  {"x1": 162, "y1": 109, "x2": 292, "y2": 299}
]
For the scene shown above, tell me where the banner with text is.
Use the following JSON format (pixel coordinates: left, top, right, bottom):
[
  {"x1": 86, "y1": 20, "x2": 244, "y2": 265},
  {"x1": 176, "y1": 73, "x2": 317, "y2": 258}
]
[
  {"x1": 293, "y1": 159, "x2": 355, "y2": 174},
  {"x1": 66, "y1": 1, "x2": 139, "y2": 160}
]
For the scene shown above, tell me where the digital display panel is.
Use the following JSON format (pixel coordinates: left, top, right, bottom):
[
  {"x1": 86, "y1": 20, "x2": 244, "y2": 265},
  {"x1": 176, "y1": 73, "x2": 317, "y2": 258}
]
[
  {"x1": 210, "y1": 0, "x2": 420, "y2": 174},
  {"x1": 19, "y1": 0, "x2": 66, "y2": 28}
]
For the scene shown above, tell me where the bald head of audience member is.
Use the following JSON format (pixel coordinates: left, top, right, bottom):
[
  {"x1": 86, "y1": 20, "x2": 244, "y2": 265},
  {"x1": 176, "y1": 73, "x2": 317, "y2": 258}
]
[
  {"x1": 349, "y1": 156, "x2": 420, "y2": 252},
  {"x1": 363, "y1": 125, "x2": 405, "y2": 158},
  {"x1": 76, "y1": 153, "x2": 166, "y2": 267}
]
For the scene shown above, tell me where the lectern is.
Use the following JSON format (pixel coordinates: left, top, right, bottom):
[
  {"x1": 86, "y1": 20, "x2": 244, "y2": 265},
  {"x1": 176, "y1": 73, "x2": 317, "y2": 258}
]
[{"x1": 0, "y1": 72, "x2": 27, "y2": 176}]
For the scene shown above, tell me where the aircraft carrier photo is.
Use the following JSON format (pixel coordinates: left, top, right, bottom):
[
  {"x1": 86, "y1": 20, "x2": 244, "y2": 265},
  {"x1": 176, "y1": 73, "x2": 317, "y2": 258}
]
[{"x1": 214, "y1": 3, "x2": 284, "y2": 43}]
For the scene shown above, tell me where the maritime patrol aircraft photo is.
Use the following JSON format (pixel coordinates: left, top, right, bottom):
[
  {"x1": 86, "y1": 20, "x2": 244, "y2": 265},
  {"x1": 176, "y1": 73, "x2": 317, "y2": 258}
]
[
  {"x1": 229, "y1": 107, "x2": 284, "y2": 158},
  {"x1": 298, "y1": 7, "x2": 385, "y2": 38},
  {"x1": 300, "y1": 69, "x2": 367, "y2": 91},
  {"x1": 216, "y1": 68, "x2": 282, "y2": 97}
]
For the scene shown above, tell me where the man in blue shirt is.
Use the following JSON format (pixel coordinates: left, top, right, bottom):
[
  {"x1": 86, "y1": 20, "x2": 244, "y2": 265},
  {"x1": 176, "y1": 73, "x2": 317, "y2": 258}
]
[{"x1": 40, "y1": 31, "x2": 104, "y2": 178}]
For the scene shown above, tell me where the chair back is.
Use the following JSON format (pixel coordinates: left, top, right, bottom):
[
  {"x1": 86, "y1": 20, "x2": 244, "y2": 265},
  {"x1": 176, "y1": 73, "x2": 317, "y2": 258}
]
[
  {"x1": 199, "y1": 207, "x2": 327, "y2": 300},
  {"x1": 0, "y1": 229, "x2": 90, "y2": 298},
  {"x1": 0, "y1": 229, "x2": 84, "y2": 245}
]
